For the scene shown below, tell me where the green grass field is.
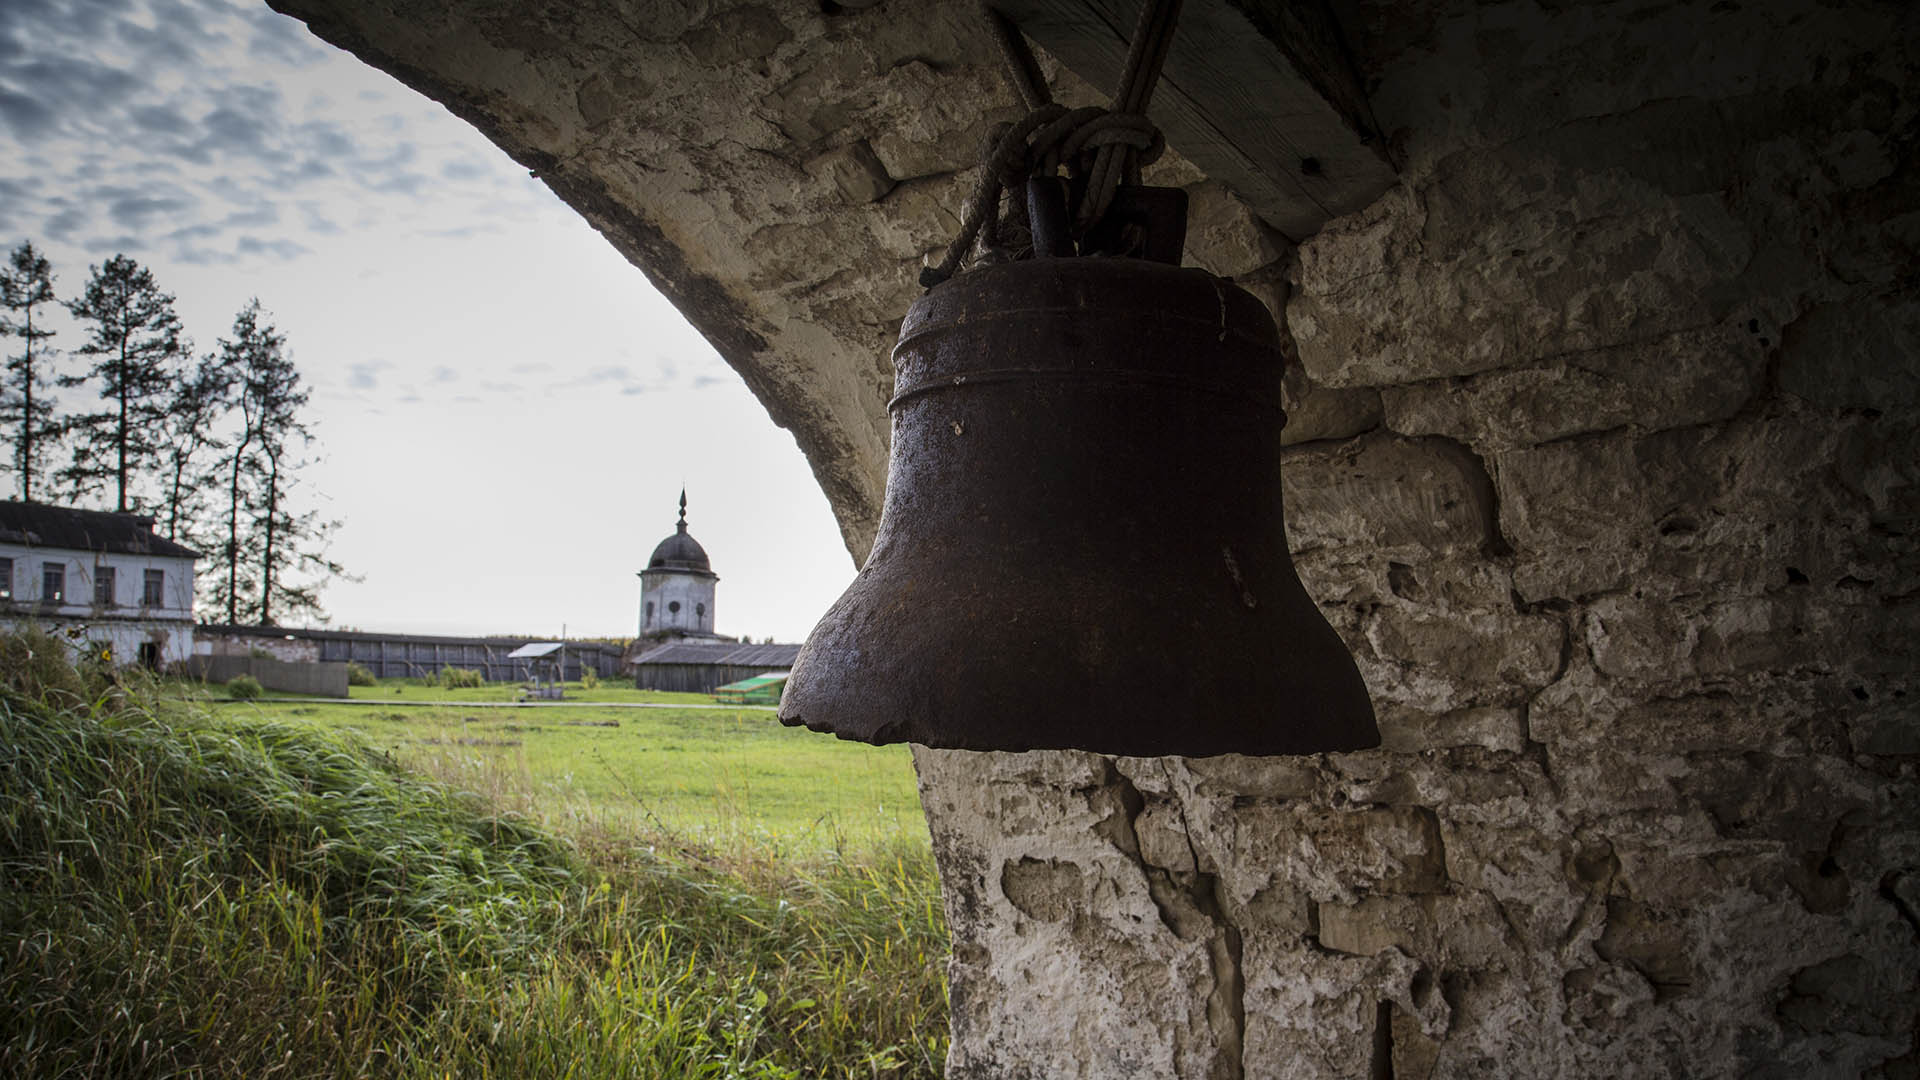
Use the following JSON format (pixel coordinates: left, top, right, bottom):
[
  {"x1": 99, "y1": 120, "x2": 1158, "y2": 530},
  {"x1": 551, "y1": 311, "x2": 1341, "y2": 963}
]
[
  {"x1": 3, "y1": 644, "x2": 950, "y2": 1079},
  {"x1": 221, "y1": 680, "x2": 926, "y2": 859}
]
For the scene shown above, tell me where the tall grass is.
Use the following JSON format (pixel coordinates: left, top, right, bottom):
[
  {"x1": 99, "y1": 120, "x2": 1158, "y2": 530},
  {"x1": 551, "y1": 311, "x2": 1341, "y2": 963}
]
[{"x1": 0, "y1": 630, "x2": 948, "y2": 1078}]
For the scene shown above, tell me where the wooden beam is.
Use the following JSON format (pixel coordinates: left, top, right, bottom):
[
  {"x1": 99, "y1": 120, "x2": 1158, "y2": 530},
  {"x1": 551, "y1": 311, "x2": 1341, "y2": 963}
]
[{"x1": 993, "y1": 0, "x2": 1397, "y2": 241}]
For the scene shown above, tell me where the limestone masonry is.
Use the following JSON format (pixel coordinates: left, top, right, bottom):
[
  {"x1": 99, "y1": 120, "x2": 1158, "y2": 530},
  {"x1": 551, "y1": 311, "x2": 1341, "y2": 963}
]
[{"x1": 271, "y1": 0, "x2": 1916, "y2": 1075}]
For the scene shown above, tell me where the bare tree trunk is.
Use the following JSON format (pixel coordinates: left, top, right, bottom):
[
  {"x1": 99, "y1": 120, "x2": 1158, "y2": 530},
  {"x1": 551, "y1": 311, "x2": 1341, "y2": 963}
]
[
  {"x1": 224, "y1": 428, "x2": 251, "y2": 624},
  {"x1": 20, "y1": 301, "x2": 34, "y2": 503},
  {"x1": 258, "y1": 454, "x2": 279, "y2": 625}
]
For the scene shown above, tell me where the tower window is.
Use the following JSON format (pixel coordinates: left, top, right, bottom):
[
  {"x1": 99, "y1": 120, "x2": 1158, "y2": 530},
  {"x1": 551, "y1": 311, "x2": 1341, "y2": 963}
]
[
  {"x1": 645, "y1": 601, "x2": 654, "y2": 620},
  {"x1": 668, "y1": 601, "x2": 681, "y2": 614},
  {"x1": 696, "y1": 603, "x2": 705, "y2": 617}
]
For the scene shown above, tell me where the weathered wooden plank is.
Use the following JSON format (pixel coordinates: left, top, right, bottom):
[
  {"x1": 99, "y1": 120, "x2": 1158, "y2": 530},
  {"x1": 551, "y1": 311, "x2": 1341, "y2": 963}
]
[{"x1": 994, "y1": 0, "x2": 1396, "y2": 240}]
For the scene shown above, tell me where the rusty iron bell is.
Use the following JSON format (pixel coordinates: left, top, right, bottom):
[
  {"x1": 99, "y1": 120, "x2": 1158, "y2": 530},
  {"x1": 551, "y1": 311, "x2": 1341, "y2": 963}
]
[{"x1": 778, "y1": 186, "x2": 1377, "y2": 757}]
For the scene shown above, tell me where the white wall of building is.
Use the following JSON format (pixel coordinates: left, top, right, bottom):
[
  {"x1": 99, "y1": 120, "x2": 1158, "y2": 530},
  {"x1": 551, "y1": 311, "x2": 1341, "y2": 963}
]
[
  {"x1": 639, "y1": 571, "x2": 716, "y2": 635},
  {"x1": 0, "y1": 542, "x2": 198, "y2": 666}
]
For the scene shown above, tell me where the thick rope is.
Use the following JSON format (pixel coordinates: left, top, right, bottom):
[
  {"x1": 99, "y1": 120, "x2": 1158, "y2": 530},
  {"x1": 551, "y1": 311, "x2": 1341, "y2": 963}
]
[{"x1": 921, "y1": 0, "x2": 1183, "y2": 288}]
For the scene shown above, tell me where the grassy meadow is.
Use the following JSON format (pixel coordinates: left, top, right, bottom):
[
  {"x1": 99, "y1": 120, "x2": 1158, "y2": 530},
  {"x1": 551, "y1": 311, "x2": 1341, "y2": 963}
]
[
  {"x1": 220, "y1": 681, "x2": 927, "y2": 859},
  {"x1": 2, "y1": 644, "x2": 950, "y2": 1079}
]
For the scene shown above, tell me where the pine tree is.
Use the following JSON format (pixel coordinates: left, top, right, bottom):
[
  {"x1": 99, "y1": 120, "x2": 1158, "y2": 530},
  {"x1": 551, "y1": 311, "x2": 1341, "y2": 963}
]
[
  {"x1": 60, "y1": 254, "x2": 188, "y2": 512},
  {"x1": 158, "y1": 354, "x2": 234, "y2": 548},
  {"x1": 211, "y1": 302, "x2": 278, "y2": 623},
  {"x1": 0, "y1": 242, "x2": 62, "y2": 502},
  {"x1": 208, "y1": 300, "x2": 349, "y2": 625}
]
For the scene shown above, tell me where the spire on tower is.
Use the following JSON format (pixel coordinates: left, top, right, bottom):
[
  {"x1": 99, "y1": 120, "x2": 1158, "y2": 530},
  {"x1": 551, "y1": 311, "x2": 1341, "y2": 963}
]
[{"x1": 677, "y1": 488, "x2": 688, "y2": 531}]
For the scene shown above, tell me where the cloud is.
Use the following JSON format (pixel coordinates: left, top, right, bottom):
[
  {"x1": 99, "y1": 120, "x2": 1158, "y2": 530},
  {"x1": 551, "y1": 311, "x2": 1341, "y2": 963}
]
[
  {"x1": 129, "y1": 102, "x2": 193, "y2": 136},
  {"x1": 440, "y1": 158, "x2": 488, "y2": 181},
  {"x1": 347, "y1": 360, "x2": 391, "y2": 390},
  {"x1": 244, "y1": 7, "x2": 328, "y2": 69},
  {"x1": 234, "y1": 235, "x2": 307, "y2": 260},
  {"x1": 42, "y1": 205, "x2": 87, "y2": 242},
  {"x1": 0, "y1": 0, "x2": 555, "y2": 273},
  {"x1": 107, "y1": 189, "x2": 197, "y2": 230},
  {"x1": 0, "y1": 86, "x2": 56, "y2": 141},
  {"x1": 298, "y1": 201, "x2": 340, "y2": 234},
  {"x1": 2, "y1": 57, "x2": 144, "y2": 134}
]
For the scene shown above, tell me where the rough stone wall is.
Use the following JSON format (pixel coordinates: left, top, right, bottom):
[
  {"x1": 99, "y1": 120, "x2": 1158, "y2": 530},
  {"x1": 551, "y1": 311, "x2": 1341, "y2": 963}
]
[
  {"x1": 918, "y1": 1, "x2": 1918, "y2": 1077},
  {"x1": 267, "y1": 0, "x2": 1917, "y2": 1075},
  {"x1": 913, "y1": 0, "x2": 1920, "y2": 1068}
]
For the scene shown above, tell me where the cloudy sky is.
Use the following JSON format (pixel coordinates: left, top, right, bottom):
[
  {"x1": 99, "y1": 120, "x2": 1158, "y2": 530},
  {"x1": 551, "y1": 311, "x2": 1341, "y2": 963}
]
[{"x1": 0, "y1": 0, "x2": 858, "y2": 641}]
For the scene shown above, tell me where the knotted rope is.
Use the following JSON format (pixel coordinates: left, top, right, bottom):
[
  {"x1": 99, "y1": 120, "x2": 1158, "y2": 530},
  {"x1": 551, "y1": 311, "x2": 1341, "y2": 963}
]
[{"x1": 920, "y1": 0, "x2": 1185, "y2": 288}]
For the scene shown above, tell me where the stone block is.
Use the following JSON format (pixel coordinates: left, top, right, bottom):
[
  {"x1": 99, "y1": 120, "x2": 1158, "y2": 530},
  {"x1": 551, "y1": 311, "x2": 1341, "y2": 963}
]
[
  {"x1": 1439, "y1": 824, "x2": 1584, "y2": 942},
  {"x1": 1223, "y1": 802, "x2": 1450, "y2": 904},
  {"x1": 1134, "y1": 803, "x2": 1198, "y2": 873},
  {"x1": 1288, "y1": 146, "x2": 1756, "y2": 388},
  {"x1": 1317, "y1": 896, "x2": 1424, "y2": 956},
  {"x1": 1281, "y1": 362, "x2": 1384, "y2": 446},
  {"x1": 680, "y1": 6, "x2": 791, "y2": 67},
  {"x1": 1594, "y1": 896, "x2": 1694, "y2": 995},
  {"x1": 1183, "y1": 180, "x2": 1284, "y2": 279},
  {"x1": 866, "y1": 60, "x2": 1013, "y2": 181},
  {"x1": 1362, "y1": 608, "x2": 1566, "y2": 712},
  {"x1": 1780, "y1": 292, "x2": 1920, "y2": 411},
  {"x1": 807, "y1": 139, "x2": 894, "y2": 204},
  {"x1": 1850, "y1": 702, "x2": 1920, "y2": 756},
  {"x1": 1380, "y1": 323, "x2": 1764, "y2": 451},
  {"x1": 1580, "y1": 592, "x2": 1845, "y2": 683},
  {"x1": 1000, "y1": 857, "x2": 1083, "y2": 922},
  {"x1": 1375, "y1": 704, "x2": 1527, "y2": 754},
  {"x1": 864, "y1": 172, "x2": 967, "y2": 261},
  {"x1": 1283, "y1": 434, "x2": 1494, "y2": 555},
  {"x1": 1497, "y1": 416, "x2": 1865, "y2": 602}
]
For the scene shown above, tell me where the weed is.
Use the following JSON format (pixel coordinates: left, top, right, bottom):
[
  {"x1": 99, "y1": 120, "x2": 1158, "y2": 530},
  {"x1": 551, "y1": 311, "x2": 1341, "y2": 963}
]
[
  {"x1": 347, "y1": 661, "x2": 377, "y2": 686},
  {"x1": 225, "y1": 672, "x2": 263, "y2": 699},
  {"x1": 438, "y1": 666, "x2": 484, "y2": 689}
]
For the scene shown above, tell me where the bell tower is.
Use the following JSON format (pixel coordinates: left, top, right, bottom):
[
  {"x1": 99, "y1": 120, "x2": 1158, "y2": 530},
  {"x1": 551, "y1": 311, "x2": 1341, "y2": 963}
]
[{"x1": 637, "y1": 490, "x2": 719, "y2": 637}]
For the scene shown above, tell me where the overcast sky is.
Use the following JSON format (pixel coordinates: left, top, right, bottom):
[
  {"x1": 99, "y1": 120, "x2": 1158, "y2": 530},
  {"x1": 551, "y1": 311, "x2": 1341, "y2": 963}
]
[{"x1": 0, "y1": 0, "x2": 858, "y2": 642}]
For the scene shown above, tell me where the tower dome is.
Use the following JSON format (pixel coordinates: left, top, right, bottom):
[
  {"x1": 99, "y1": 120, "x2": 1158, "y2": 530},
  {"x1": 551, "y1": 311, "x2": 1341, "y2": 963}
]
[
  {"x1": 638, "y1": 490, "x2": 718, "y2": 637},
  {"x1": 647, "y1": 517, "x2": 712, "y2": 573}
]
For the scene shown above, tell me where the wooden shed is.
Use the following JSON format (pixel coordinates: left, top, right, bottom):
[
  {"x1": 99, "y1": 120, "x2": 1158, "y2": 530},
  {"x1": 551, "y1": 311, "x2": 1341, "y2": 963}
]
[{"x1": 630, "y1": 641, "x2": 801, "y2": 694}]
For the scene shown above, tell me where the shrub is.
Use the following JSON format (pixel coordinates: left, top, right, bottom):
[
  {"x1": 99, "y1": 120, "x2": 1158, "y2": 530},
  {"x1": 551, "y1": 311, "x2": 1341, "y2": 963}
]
[
  {"x1": 580, "y1": 667, "x2": 600, "y2": 690},
  {"x1": 437, "y1": 667, "x2": 483, "y2": 689},
  {"x1": 226, "y1": 673, "x2": 264, "y2": 700},
  {"x1": 346, "y1": 661, "x2": 376, "y2": 687}
]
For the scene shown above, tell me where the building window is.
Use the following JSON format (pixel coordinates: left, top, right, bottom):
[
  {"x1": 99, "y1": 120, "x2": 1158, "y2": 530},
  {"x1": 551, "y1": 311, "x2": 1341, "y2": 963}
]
[
  {"x1": 0, "y1": 557, "x2": 11, "y2": 600},
  {"x1": 143, "y1": 568, "x2": 165, "y2": 607},
  {"x1": 42, "y1": 563, "x2": 63, "y2": 604},
  {"x1": 94, "y1": 566, "x2": 116, "y2": 607}
]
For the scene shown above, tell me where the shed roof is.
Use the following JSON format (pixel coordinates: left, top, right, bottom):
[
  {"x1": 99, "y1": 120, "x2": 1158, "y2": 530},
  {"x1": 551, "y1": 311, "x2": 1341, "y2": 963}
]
[
  {"x1": 631, "y1": 641, "x2": 801, "y2": 667},
  {"x1": 507, "y1": 641, "x2": 566, "y2": 658},
  {"x1": 0, "y1": 501, "x2": 201, "y2": 559},
  {"x1": 713, "y1": 672, "x2": 792, "y2": 692}
]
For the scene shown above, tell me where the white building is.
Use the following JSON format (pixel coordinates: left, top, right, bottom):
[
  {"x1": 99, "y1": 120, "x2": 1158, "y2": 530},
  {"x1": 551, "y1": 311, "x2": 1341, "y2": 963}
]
[
  {"x1": 637, "y1": 490, "x2": 718, "y2": 638},
  {"x1": 0, "y1": 501, "x2": 201, "y2": 668}
]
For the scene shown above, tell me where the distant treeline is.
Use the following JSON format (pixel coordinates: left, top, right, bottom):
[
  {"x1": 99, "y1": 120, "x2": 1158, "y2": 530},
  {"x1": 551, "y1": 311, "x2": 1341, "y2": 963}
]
[{"x1": 0, "y1": 240, "x2": 346, "y2": 625}]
